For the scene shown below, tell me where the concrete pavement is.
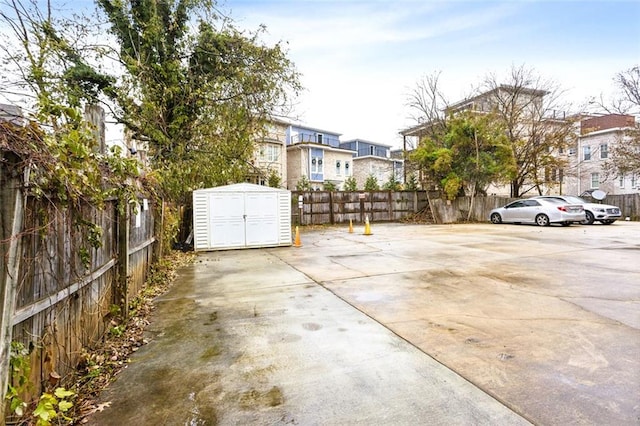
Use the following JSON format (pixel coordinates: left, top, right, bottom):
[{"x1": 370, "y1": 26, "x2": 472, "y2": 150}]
[{"x1": 89, "y1": 222, "x2": 640, "y2": 425}]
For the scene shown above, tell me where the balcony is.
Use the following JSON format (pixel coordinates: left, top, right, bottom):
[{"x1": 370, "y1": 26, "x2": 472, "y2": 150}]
[{"x1": 291, "y1": 133, "x2": 340, "y2": 147}]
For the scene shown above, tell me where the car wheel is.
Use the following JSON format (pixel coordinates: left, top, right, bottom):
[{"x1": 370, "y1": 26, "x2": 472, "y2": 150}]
[
  {"x1": 490, "y1": 213, "x2": 502, "y2": 224},
  {"x1": 581, "y1": 211, "x2": 595, "y2": 225},
  {"x1": 600, "y1": 219, "x2": 615, "y2": 225},
  {"x1": 535, "y1": 214, "x2": 550, "y2": 226}
]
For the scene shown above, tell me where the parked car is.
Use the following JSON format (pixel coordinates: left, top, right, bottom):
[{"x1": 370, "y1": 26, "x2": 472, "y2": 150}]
[
  {"x1": 489, "y1": 198, "x2": 585, "y2": 226},
  {"x1": 533, "y1": 195, "x2": 622, "y2": 225}
]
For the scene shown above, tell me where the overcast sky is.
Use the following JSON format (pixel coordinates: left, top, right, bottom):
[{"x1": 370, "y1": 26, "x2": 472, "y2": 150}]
[
  {"x1": 220, "y1": 0, "x2": 640, "y2": 148},
  {"x1": 3, "y1": 1, "x2": 639, "y2": 148}
]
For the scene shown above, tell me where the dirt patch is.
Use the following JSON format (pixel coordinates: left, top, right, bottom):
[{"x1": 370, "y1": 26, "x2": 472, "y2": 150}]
[{"x1": 239, "y1": 386, "x2": 284, "y2": 408}]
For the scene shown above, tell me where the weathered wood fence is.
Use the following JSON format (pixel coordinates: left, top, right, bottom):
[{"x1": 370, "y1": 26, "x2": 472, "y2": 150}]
[
  {"x1": 291, "y1": 191, "x2": 431, "y2": 225},
  {"x1": 292, "y1": 191, "x2": 640, "y2": 225},
  {"x1": 603, "y1": 194, "x2": 640, "y2": 221},
  {"x1": 430, "y1": 194, "x2": 640, "y2": 223},
  {"x1": 1, "y1": 153, "x2": 156, "y2": 419}
]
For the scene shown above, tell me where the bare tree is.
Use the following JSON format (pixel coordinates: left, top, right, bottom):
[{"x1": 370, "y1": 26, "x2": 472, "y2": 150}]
[
  {"x1": 404, "y1": 72, "x2": 451, "y2": 146},
  {"x1": 476, "y1": 64, "x2": 576, "y2": 197},
  {"x1": 614, "y1": 66, "x2": 640, "y2": 113},
  {"x1": 401, "y1": 72, "x2": 451, "y2": 186},
  {"x1": 590, "y1": 66, "x2": 640, "y2": 115},
  {"x1": 604, "y1": 66, "x2": 640, "y2": 176}
]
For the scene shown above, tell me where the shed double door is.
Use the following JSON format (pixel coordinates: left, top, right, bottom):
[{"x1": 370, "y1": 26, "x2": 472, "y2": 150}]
[{"x1": 209, "y1": 192, "x2": 278, "y2": 248}]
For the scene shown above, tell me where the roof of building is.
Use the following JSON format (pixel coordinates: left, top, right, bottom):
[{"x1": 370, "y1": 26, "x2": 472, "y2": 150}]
[
  {"x1": 399, "y1": 85, "x2": 549, "y2": 137},
  {"x1": 268, "y1": 117, "x2": 342, "y2": 136},
  {"x1": 0, "y1": 104, "x2": 25, "y2": 125},
  {"x1": 353, "y1": 155, "x2": 403, "y2": 162},
  {"x1": 399, "y1": 121, "x2": 428, "y2": 137},
  {"x1": 447, "y1": 85, "x2": 548, "y2": 111},
  {"x1": 580, "y1": 114, "x2": 636, "y2": 134},
  {"x1": 340, "y1": 138, "x2": 392, "y2": 148},
  {"x1": 286, "y1": 142, "x2": 355, "y2": 154}
]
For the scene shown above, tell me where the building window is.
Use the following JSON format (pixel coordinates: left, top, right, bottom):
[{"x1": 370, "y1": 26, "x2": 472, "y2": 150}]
[
  {"x1": 549, "y1": 168, "x2": 563, "y2": 183},
  {"x1": 344, "y1": 161, "x2": 350, "y2": 176},
  {"x1": 261, "y1": 145, "x2": 279, "y2": 162},
  {"x1": 568, "y1": 147, "x2": 576, "y2": 156},
  {"x1": 583, "y1": 146, "x2": 591, "y2": 161},
  {"x1": 590, "y1": 172, "x2": 599, "y2": 188},
  {"x1": 311, "y1": 157, "x2": 323, "y2": 173},
  {"x1": 317, "y1": 134, "x2": 323, "y2": 144},
  {"x1": 336, "y1": 160, "x2": 341, "y2": 176},
  {"x1": 600, "y1": 144, "x2": 608, "y2": 159},
  {"x1": 370, "y1": 146, "x2": 374, "y2": 155},
  {"x1": 632, "y1": 174, "x2": 637, "y2": 188},
  {"x1": 311, "y1": 149, "x2": 323, "y2": 175}
]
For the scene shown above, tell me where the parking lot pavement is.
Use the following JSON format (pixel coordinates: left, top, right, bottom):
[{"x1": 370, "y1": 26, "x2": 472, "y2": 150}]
[
  {"x1": 89, "y1": 221, "x2": 639, "y2": 425},
  {"x1": 273, "y1": 222, "x2": 640, "y2": 425}
]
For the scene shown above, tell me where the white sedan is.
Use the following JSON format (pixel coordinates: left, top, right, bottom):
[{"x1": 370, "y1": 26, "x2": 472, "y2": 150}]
[
  {"x1": 533, "y1": 195, "x2": 622, "y2": 225},
  {"x1": 489, "y1": 198, "x2": 586, "y2": 226}
]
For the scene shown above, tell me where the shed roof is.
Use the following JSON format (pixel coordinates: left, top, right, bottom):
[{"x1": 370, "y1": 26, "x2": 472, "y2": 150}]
[{"x1": 193, "y1": 183, "x2": 290, "y2": 194}]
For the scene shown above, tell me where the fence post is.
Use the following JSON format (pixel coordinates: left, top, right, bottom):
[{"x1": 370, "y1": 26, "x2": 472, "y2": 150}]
[
  {"x1": 153, "y1": 199, "x2": 164, "y2": 263},
  {"x1": 0, "y1": 153, "x2": 24, "y2": 423},
  {"x1": 329, "y1": 191, "x2": 334, "y2": 225},
  {"x1": 297, "y1": 194, "x2": 303, "y2": 226},
  {"x1": 116, "y1": 202, "x2": 130, "y2": 318}
]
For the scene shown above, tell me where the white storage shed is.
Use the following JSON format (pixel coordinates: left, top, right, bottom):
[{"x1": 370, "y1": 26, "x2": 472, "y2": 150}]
[{"x1": 192, "y1": 183, "x2": 292, "y2": 251}]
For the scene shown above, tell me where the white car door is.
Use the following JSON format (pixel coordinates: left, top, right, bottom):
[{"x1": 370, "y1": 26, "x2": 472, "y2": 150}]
[
  {"x1": 520, "y1": 199, "x2": 544, "y2": 223},
  {"x1": 502, "y1": 200, "x2": 527, "y2": 222}
]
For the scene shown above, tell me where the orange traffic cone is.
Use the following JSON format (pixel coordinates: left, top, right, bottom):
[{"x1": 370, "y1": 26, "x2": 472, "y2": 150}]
[
  {"x1": 348, "y1": 219, "x2": 353, "y2": 233},
  {"x1": 364, "y1": 215, "x2": 372, "y2": 236},
  {"x1": 293, "y1": 226, "x2": 302, "y2": 247}
]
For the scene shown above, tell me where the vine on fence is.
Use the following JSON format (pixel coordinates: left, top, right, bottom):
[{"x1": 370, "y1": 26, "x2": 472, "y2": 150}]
[
  {"x1": 6, "y1": 342, "x2": 30, "y2": 417},
  {"x1": 1, "y1": 98, "x2": 144, "y2": 425},
  {"x1": 6, "y1": 342, "x2": 76, "y2": 425}
]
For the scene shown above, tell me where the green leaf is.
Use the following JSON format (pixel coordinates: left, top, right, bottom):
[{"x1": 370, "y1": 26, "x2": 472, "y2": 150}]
[
  {"x1": 58, "y1": 400, "x2": 73, "y2": 412},
  {"x1": 33, "y1": 403, "x2": 50, "y2": 419},
  {"x1": 54, "y1": 387, "x2": 75, "y2": 399}
]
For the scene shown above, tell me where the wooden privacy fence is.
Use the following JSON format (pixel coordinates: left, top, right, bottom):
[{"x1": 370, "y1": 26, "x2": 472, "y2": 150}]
[
  {"x1": 603, "y1": 194, "x2": 640, "y2": 221},
  {"x1": 1, "y1": 153, "x2": 156, "y2": 416},
  {"x1": 291, "y1": 192, "x2": 640, "y2": 225},
  {"x1": 291, "y1": 191, "x2": 431, "y2": 225},
  {"x1": 432, "y1": 194, "x2": 640, "y2": 223}
]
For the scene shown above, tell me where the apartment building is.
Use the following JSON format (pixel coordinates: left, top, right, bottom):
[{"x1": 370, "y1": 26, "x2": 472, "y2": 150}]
[
  {"x1": 399, "y1": 85, "x2": 569, "y2": 195},
  {"x1": 339, "y1": 139, "x2": 403, "y2": 188},
  {"x1": 285, "y1": 123, "x2": 355, "y2": 190},
  {"x1": 562, "y1": 114, "x2": 638, "y2": 195},
  {"x1": 247, "y1": 119, "x2": 289, "y2": 187}
]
